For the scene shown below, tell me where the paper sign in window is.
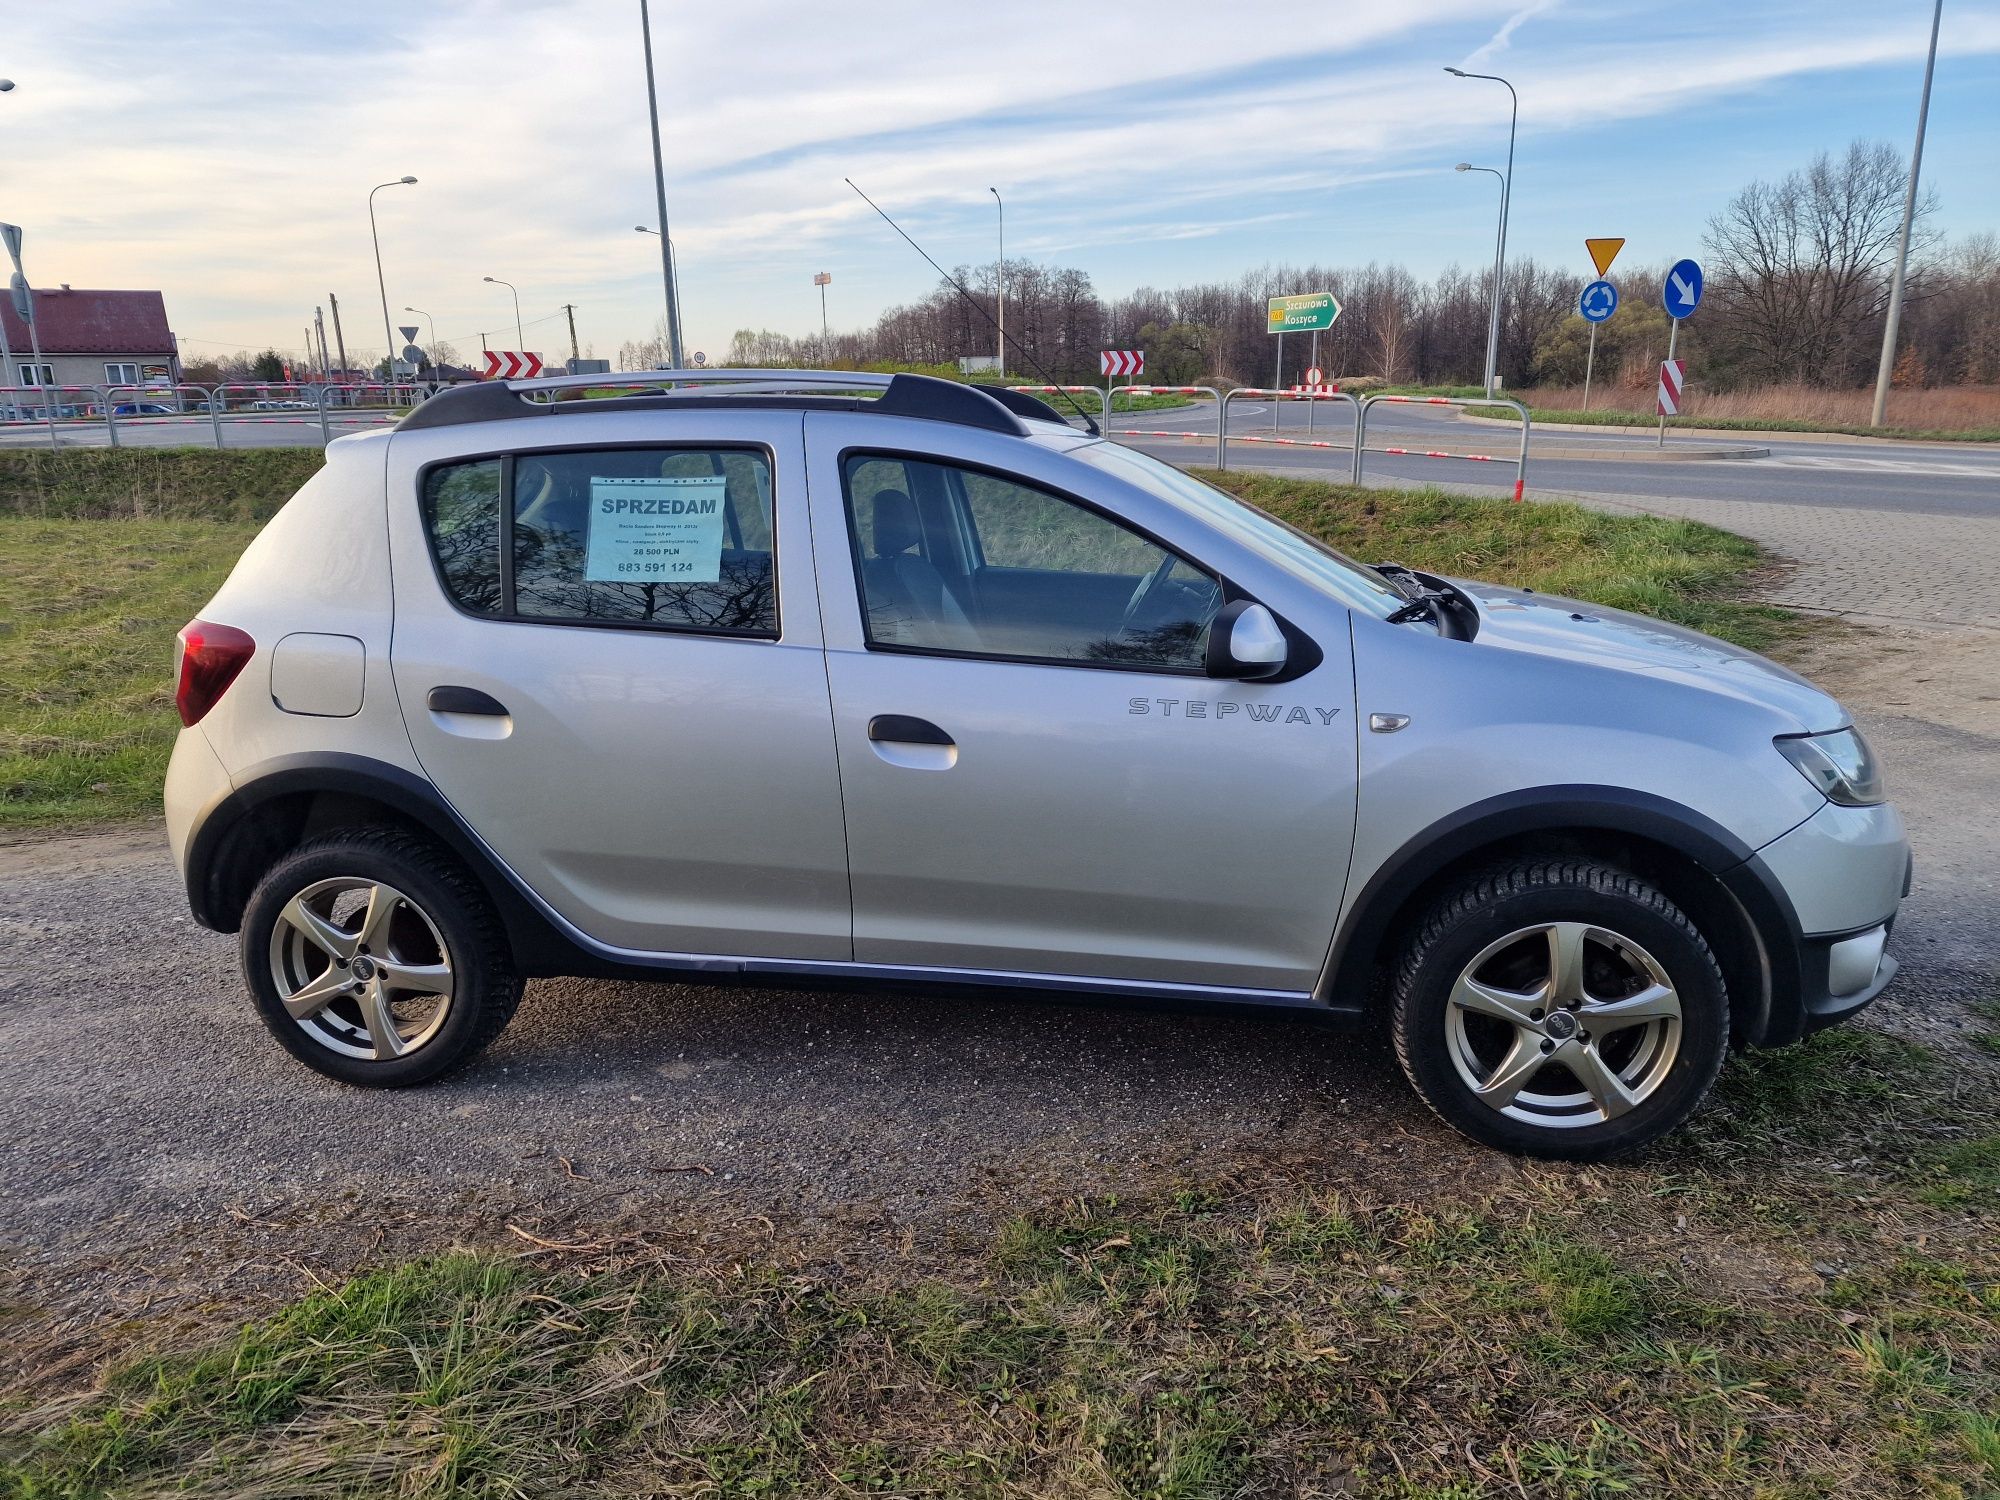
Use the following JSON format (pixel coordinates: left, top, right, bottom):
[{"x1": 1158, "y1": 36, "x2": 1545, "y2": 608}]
[{"x1": 584, "y1": 475, "x2": 728, "y2": 584}]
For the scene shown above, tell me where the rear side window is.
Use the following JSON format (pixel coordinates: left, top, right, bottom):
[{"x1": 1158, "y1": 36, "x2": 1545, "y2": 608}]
[
  {"x1": 422, "y1": 459, "x2": 503, "y2": 616},
  {"x1": 419, "y1": 447, "x2": 777, "y2": 636}
]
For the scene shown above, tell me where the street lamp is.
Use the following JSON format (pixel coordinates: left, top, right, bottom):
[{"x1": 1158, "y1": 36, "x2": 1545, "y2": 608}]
[
  {"x1": 1870, "y1": 0, "x2": 1944, "y2": 428},
  {"x1": 368, "y1": 176, "x2": 417, "y2": 382},
  {"x1": 483, "y1": 275, "x2": 524, "y2": 352},
  {"x1": 635, "y1": 227, "x2": 685, "y2": 363},
  {"x1": 1453, "y1": 162, "x2": 1506, "y2": 394},
  {"x1": 638, "y1": 0, "x2": 685, "y2": 368},
  {"x1": 404, "y1": 305, "x2": 440, "y2": 376},
  {"x1": 1446, "y1": 67, "x2": 1517, "y2": 397},
  {"x1": 989, "y1": 187, "x2": 1004, "y2": 374}
]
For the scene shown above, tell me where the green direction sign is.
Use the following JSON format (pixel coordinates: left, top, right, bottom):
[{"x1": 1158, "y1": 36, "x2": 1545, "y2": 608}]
[{"x1": 1267, "y1": 291, "x2": 1341, "y2": 333}]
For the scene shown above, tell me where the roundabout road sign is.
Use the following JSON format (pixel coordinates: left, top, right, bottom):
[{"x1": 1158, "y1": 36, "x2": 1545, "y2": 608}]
[{"x1": 1579, "y1": 280, "x2": 1619, "y2": 324}]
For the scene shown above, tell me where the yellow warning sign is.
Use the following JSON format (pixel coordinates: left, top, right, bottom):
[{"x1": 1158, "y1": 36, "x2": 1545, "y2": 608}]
[{"x1": 1585, "y1": 238, "x2": 1625, "y2": 278}]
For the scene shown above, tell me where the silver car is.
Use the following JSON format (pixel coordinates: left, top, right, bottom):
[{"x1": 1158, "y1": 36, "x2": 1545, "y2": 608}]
[{"x1": 166, "y1": 371, "x2": 1909, "y2": 1158}]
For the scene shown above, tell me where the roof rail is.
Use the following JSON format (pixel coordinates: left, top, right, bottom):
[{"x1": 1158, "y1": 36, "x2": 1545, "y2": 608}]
[{"x1": 397, "y1": 369, "x2": 1029, "y2": 436}]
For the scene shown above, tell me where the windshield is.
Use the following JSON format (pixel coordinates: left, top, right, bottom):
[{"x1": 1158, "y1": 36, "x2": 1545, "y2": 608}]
[{"x1": 1069, "y1": 440, "x2": 1404, "y2": 618}]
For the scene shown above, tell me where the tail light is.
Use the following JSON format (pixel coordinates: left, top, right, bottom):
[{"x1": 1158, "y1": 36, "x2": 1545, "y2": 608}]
[{"x1": 175, "y1": 619, "x2": 256, "y2": 726}]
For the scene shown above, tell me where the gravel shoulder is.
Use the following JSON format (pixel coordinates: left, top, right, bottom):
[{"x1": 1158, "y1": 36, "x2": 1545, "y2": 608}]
[{"x1": 3, "y1": 620, "x2": 1995, "y2": 1395}]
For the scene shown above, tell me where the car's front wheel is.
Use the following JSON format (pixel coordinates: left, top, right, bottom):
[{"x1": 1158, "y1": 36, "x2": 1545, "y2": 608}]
[
  {"x1": 240, "y1": 828, "x2": 523, "y2": 1086},
  {"x1": 1390, "y1": 860, "x2": 1729, "y2": 1159}
]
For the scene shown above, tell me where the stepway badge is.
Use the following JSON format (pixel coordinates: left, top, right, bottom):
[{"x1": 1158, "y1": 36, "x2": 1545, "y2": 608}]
[{"x1": 585, "y1": 475, "x2": 727, "y2": 583}]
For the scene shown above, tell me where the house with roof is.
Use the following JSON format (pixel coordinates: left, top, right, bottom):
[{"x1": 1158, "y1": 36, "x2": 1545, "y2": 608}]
[{"x1": 0, "y1": 287, "x2": 178, "y2": 392}]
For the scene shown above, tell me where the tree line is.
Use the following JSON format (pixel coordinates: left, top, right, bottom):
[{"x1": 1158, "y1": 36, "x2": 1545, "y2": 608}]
[{"x1": 683, "y1": 140, "x2": 1997, "y2": 394}]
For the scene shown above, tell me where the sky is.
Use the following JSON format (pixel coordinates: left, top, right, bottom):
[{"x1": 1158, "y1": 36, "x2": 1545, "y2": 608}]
[{"x1": 5, "y1": 0, "x2": 1999, "y2": 371}]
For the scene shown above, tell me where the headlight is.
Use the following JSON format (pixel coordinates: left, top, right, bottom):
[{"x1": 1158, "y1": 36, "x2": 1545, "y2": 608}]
[{"x1": 1775, "y1": 727, "x2": 1885, "y2": 806}]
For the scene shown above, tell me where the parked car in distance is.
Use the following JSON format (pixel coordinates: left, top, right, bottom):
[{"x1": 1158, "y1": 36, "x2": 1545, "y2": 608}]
[
  {"x1": 112, "y1": 401, "x2": 177, "y2": 416},
  {"x1": 165, "y1": 371, "x2": 1910, "y2": 1159}
]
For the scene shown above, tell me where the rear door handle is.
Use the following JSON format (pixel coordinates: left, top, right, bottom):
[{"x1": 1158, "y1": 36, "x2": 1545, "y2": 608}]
[
  {"x1": 867, "y1": 714, "x2": 954, "y2": 746},
  {"x1": 428, "y1": 685, "x2": 509, "y2": 716}
]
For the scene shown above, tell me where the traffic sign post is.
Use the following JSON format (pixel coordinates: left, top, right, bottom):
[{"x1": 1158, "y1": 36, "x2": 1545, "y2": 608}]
[
  {"x1": 481, "y1": 350, "x2": 544, "y2": 380},
  {"x1": 1577, "y1": 279, "x2": 1618, "y2": 413},
  {"x1": 1657, "y1": 259, "x2": 1703, "y2": 446},
  {"x1": 1101, "y1": 349, "x2": 1143, "y2": 412},
  {"x1": 1585, "y1": 238, "x2": 1625, "y2": 278},
  {"x1": 1268, "y1": 294, "x2": 1340, "y2": 430}
]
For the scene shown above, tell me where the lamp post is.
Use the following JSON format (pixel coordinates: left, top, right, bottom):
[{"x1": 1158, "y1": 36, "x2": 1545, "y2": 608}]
[
  {"x1": 0, "y1": 221, "x2": 56, "y2": 443},
  {"x1": 635, "y1": 227, "x2": 685, "y2": 365},
  {"x1": 1453, "y1": 162, "x2": 1506, "y2": 397},
  {"x1": 989, "y1": 187, "x2": 1004, "y2": 374},
  {"x1": 638, "y1": 0, "x2": 686, "y2": 368},
  {"x1": 483, "y1": 275, "x2": 524, "y2": 351},
  {"x1": 1445, "y1": 67, "x2": 1516, "y2": 397},
  {"x1": 368, "y1": 176, "x2": 417, "y2": 381},
  {"x1": 405, "y1": 305, "x2": 440, "y2": 377},
  {"x1": 1870, "y1": 0, "x2": 1944, "y2": 428}
]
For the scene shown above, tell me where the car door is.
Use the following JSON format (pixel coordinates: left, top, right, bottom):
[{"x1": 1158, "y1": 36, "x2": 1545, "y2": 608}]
[
  {"x1": 386, "y1": 409, "x2": 851, "y2": 960},
  {"x1": 804, "y1": 412, "x2": 1359, "y2": 995}
]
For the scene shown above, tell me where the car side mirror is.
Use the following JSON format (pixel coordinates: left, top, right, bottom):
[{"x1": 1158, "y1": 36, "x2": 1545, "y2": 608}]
[{"x1": 1206, "y1": 600, "x2": 1288, "y2": 680}]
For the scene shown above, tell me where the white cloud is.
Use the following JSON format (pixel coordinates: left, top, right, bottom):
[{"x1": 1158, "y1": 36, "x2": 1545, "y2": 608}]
[{"x1": 3, "y1": 0, "x2": 1995, "y2": 362}]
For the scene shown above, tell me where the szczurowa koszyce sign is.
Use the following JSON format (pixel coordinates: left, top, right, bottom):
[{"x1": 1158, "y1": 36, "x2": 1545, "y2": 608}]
[{"x1": 1266, "y1": 292, "x2": 1341, "y2": 333}]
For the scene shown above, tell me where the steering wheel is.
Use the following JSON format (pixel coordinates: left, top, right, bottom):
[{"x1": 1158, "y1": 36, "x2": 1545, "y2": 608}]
[{"x1": 1118, "y1": 552, "x2": 1182, "y2": 638}]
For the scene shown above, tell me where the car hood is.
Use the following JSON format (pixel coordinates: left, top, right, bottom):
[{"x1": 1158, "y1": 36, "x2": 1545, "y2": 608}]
[{"x1": 1454, "y1": 580, "x2": 1846, "y2": 733}]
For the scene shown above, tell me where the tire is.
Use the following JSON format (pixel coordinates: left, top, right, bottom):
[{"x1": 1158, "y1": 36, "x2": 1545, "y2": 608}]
[
  {"x1": 240, "y1": 827, "x2": 524, "y2": 1087},
  {"x1": 1389, "y1": 860, "x2": 1729, "y2": 1160}
]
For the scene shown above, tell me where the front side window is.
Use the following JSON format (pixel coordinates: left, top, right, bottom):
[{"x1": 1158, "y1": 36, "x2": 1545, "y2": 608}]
[
  {"x1": 419, "y1": 447, "x2": 777, "y2": 636},
  {"x1": 105, "y1": 362, "x2": 139, "y2": 386},
  {"x1": 16, "y1": 364, "x2": 54, "y2": 388},
  {"x1": 842, "y1": 453, "x2": 1222, "y2": 671}
]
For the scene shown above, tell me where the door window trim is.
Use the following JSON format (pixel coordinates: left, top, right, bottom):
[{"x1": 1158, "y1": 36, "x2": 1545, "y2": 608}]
[
  {"x1": 414, "y1": 440, "x2": 783, "y2": 641},
  {"x1": 835, "y1": 444, "x2": 1238, "y2": 679}
]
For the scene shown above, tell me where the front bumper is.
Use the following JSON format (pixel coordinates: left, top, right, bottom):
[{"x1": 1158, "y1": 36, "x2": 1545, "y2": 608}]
[{"x1": 1753, "y1": 798, "x2": 1911, "y2": 1039}]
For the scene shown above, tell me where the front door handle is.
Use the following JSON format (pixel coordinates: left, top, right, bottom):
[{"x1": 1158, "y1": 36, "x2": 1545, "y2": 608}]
[
  {"x1": 428, "y1": 685, "x2": 509, "y2": 716},
  {"x1": 867, "y1": 714, "x2": 954, "y2": 747}
]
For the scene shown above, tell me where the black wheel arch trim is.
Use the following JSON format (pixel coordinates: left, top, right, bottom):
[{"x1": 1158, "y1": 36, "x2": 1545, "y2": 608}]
[
  {"x1": 1314, "y1": 784, "x2": 1811, "y2": 1046},
  {"x1": 182, "y1": 751, "x2": 584, "y2": 974}
]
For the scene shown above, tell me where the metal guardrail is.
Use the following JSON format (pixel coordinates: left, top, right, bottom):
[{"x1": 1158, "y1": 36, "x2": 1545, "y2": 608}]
[
  {"x1": 1109, "y1": 385, "x2": 1226, "y2": 468},
  {"x1": 0, "y1": 381, "x2": 447, "y2": 449},
  {"x1": 1356, "y1": 394, "x2": 1532, "y2": 500},
  {"x1": 1219, "y1": 388, "x2": 1362, "y2": 474},
  {"x1": 1005, "y1": 383, "x2": 1110, "y2": 430},
  {"x1": 102, "y1": 384, "x2": 223, "y2": 448}
]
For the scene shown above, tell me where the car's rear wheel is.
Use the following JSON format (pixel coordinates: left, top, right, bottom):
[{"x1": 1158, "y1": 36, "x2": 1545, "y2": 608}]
[
  {"x1": 1390, "y1": 860, "x2": 1729, "y2": 1159},
  {"x1": 240, "y1": 828, "x2": 522, "y2": 1086}
]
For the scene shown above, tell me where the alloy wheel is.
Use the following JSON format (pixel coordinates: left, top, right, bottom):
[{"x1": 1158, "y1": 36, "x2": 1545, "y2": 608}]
[
  {"x1": 268, "y1": 877, "x2": 455, "y2": 1061},
  {"x1": 1444, "y1": 921, "x2": 1683, "y2": 1128}
]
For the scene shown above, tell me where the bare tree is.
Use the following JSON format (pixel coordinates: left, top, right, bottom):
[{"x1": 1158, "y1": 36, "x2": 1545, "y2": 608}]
[{"x1": 1703, "y1": 140, "x2": 1935, "y2": 383}]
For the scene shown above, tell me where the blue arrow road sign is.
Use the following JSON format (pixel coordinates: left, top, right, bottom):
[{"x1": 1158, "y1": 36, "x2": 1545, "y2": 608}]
[
  {"x1": 1578, "y1": 279, "x2": 1619, "y2": 323},
  {"x1": 1663, "y1": 258, "x2": 1704, "y2": 319}
]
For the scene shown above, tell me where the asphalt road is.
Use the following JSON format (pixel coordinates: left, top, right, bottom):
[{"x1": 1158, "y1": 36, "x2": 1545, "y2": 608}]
[
  {"x1": 1110, "y1": 399, "x2": 2000, "y2": 520},
  {"x1": 9, "y1": 402, "x2": 2000, "y2": 522}
]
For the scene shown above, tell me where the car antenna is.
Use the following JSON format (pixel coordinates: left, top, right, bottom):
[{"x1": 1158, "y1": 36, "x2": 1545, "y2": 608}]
[{"x1": 844, "y1": 177, "x2": 1101, "y2": 435}]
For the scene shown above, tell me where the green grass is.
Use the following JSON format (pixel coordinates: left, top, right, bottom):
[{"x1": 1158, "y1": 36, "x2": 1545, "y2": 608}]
[
  {"x1": 0, "y1": 461, "x2": 1796, "y2": 829},
  {"x1": 4, "y1": 1168, "x2": 1992, "y2": 1498},
  {"x1": 1461, "y1": 406, "x2": 2000, "y2": 443},
  {"x1": 0, "y1": 447, "x2": 323, "y2": 522},
  {"x1": 0, "y1": 518, "x2": 258, "y2": 826},
  {"x1": 1193, "y1": 469, "x2": 1797, "y2": 652}
]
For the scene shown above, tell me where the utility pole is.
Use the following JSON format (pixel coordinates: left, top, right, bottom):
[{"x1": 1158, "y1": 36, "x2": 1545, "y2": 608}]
[
  {"x1": 639, "y1": 0, "x2": 686, "y2": 368},
  {"x1": 1870, "y1": 0, "x2": 1944, "y2": 428},
  {"x1": 314, "y1": 307, "x2": 331, "y2": 379},
  {"x1": 563, "y1": 303, "x2": 580, "y2": 364},
  {"x1": 328, "y1": 292, "x2": 349, "y2": 381}
]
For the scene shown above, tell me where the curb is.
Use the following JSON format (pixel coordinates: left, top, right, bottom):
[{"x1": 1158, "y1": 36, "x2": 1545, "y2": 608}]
[{"x1": 1453, "y1": 410, "x2": 1994, "y2": 447}]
